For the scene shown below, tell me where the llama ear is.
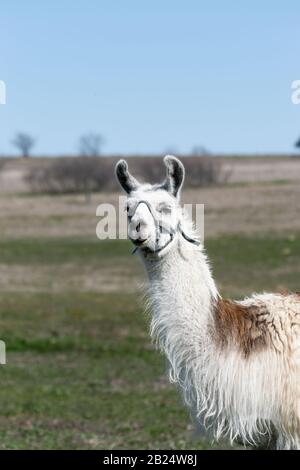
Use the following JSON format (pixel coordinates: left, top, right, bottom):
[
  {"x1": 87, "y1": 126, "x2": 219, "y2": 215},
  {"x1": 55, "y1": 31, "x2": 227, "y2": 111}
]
[
  {"x1": 162, "y1": 155, "x2": 185, "y2": 198},
  {"x1": 115, "y1": 160, "x2": 140, "y2": 194}
]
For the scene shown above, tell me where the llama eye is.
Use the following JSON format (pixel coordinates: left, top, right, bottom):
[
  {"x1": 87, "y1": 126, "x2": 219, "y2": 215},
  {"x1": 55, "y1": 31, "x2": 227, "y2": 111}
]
[{"x1": 157, "y1": 205, "x2": 171, "y2": 215}]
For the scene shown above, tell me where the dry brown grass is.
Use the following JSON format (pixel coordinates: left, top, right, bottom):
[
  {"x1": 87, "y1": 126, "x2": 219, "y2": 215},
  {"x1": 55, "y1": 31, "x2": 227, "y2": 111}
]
[
  {"x1": 0, "y1": 180, "x2": 299, "y2": 240},
  {"x1": 0, "y1": 262, "x2": 141, "y2": 293}
]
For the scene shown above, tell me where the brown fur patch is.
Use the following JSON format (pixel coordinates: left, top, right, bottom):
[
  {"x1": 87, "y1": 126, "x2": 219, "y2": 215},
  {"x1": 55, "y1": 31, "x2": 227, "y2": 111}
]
[
  {"x1": 279, "y1": 289, "x2": 291, "y2": 296},
  {"x1": 280, "y1": 290, "x2": 300, "y2": 302},
  {"x1": 214, "y1": 299, "x2": 269, "y2": 357}
]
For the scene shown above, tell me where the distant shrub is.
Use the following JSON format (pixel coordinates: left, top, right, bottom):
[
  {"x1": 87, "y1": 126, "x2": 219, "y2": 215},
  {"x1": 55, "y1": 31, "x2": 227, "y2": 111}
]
[
  {"x1": 125, "y1": 156, "x2": 230, "y2": 188},
  {"x1": 25, "y1": 155, "x2": 230, "y2": 194},
  {"x1": 25, "y1": 157, "x2": 113, "y2": 194},
  {"x1": 183, "y1": 157, "x2": 231, "y2": 187}
]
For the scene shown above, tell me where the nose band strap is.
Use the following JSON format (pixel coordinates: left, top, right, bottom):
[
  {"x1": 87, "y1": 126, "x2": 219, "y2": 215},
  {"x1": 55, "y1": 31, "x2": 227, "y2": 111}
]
[
  {"x1": 134, "y1": 200, "x2": 161, "y2": 247},
  {"x1": 130, "y1": 200, "x2": 200, "y2": 255},
  {"x1": 178, "y1": 227, "x2": 200, "y2": 245}
]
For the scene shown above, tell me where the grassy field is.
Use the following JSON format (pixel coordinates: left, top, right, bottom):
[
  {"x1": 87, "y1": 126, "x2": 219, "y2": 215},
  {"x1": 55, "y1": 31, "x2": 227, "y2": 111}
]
[
  {"x1": 0, "y1": 158, "x2": 300, "y2": 449},
  {"x1": 0, "y1": 235, "x2": 300, "y2": 449}
]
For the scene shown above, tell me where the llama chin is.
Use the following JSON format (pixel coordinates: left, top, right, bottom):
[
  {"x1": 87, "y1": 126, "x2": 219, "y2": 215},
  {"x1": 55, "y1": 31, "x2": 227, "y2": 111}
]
[{"x1": 115, "y1": 155, "x2": 300, "y2": 450}]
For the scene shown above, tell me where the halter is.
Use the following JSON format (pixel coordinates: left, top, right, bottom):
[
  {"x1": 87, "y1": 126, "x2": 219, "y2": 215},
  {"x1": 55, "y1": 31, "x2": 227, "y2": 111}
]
[{"x1": 129, "y1": 199, "x2": 200, "y2": 256}]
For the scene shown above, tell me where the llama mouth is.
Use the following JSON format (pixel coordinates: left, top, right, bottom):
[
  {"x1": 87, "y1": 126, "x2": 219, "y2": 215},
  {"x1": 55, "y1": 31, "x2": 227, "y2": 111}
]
[{"x1": 131, "y1": 238, "x2": 148, "y2": 246}]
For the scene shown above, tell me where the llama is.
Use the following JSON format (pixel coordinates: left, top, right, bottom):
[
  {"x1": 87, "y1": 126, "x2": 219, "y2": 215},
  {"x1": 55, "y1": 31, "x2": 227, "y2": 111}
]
[{"x1": 115, "y1": 155, "x2": 300, "y2": 450}]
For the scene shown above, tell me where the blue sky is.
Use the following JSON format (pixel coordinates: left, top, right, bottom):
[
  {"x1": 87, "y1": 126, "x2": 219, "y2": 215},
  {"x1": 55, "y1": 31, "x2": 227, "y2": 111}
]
[{"x1": 0, "y1": 1, "x2": 299, "y2": 155}]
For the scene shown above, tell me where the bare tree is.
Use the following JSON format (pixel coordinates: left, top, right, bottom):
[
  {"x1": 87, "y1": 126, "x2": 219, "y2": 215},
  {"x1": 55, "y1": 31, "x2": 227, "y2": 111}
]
[
  {"x1": 78, "y1": 132, "x2": 105, "y2": 203},
  {"x1": 191, "y1": 145, "x2": 211, "y2": 156},
  {"x1": 12, "y1": 133, "x2": 35, "y2": 158},
  {"x1": 79, "y1": 132, "x2": 104, "y2": 157},
  {"x1": 164, "y1": 146, "x2": 178, "y2": 155}
]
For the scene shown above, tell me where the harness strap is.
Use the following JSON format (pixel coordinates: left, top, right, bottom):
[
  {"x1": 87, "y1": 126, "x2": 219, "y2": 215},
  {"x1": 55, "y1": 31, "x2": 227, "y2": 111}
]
[{"x1": 130, "y1": 200, "x2": 200, "y2": 255}]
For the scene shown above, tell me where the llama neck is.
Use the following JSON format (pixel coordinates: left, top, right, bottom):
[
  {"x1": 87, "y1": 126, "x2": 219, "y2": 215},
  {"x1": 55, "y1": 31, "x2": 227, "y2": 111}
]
[{"x1": 142, "y1": 237, "x2": 219, "y2": 357}]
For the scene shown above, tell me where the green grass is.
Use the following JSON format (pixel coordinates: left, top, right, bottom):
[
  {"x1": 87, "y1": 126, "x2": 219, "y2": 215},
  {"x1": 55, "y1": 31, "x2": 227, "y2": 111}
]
[
  {"x1": 0, "y1": 238, "x2": 129, "y2": 265},
  {"x1": 207, "y1": 234, "x2": 300, "y2": 297},
  {"x1": 0, "y1": 292, "x2": 204, "y2": 449},
  {"x1": 0, "y1": 233, "x2": 299, "y2": 448},
  {"x1": 1, "y1": 233, "x2": 300, "y2": 266}
]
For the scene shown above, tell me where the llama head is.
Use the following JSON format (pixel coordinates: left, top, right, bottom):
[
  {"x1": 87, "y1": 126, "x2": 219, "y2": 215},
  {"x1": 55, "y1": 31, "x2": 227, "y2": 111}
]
[{"x1": 115, "y1": 155, "x2": 186, "y2": 256}]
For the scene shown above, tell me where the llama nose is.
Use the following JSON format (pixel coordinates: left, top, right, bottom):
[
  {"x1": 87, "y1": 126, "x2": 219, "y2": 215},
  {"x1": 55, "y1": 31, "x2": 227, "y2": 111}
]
[
  {"x1": 128, "y1": 218, "x2": 149, "y2": 244},
  {"x1": 134, "y1": 222, "x2": 148, "y2": 243}
]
